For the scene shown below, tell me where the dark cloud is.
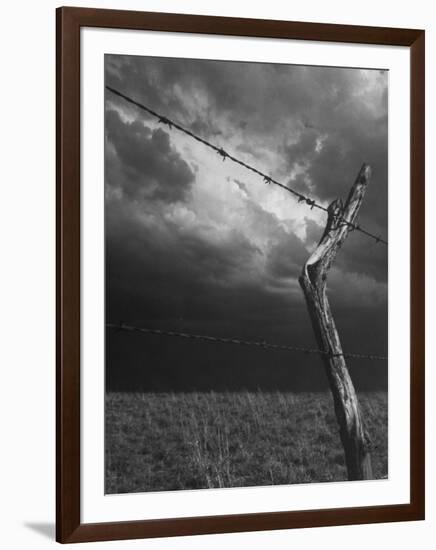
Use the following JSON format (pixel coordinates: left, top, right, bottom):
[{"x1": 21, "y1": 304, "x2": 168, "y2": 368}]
[
  {"x1": 334, "y1": 231, "x2": 388, "y2": 283},
  {"x1": 282, "y1": 72, "x2": 388, "y2": 236},
  {"x1": 265, "y1": 229, "x2": 309, "y2": 281},
  {"x1": 106, "y1": 198, "x2": 295, "y2": 334},
  {"x1": 106, "y1": 109, "x2": 195, "y2": 203},
  {"x1": 290, "y1": 118, "x2": 388, "y2": 228}
]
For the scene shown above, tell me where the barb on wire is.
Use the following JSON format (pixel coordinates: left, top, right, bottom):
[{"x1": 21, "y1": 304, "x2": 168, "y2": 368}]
[
  {"x1": 107, "y1": 323, "x2": 387, "y2": 361},
  {"x1": 217, "y1": 148, "x2": 228, "y2": 161},
  {"x1": 105, "y1": 86, "x2": 388, "y2": 246}
]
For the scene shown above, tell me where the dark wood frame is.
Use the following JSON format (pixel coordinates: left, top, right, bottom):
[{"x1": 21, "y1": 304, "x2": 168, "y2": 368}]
[{"x1": 56, "y1": 6, "x2": 425, "y2": 543}]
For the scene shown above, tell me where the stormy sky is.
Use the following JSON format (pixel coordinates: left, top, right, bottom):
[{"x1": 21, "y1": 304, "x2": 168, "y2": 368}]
[{"x1": 105, "y1": 54, "x2": 388, "y2": 392}]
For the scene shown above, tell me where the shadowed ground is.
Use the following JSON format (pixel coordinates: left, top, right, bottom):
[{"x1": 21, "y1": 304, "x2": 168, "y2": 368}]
[{"x1": 105, "y1": 391, "x2": 387, "y2": 494}]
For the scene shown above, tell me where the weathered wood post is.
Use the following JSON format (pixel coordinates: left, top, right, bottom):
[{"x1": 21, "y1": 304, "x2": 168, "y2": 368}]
[{"x1": 299, "y1": 163, "x2": 373, "y2": 481}]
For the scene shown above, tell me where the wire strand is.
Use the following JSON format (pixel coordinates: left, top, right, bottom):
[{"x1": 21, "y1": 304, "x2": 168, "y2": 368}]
[{"x1": 107, "y1": 323, "x2": 387, "y2": 361}]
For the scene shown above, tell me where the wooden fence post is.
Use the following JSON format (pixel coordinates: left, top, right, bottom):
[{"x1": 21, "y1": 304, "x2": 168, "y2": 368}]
[{"x1": 299, "y1": 163, "x2": 373, "y2": 481}]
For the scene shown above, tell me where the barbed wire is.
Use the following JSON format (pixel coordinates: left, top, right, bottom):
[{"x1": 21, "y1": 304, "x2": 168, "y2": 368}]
[
  {"x1": 107, "y1": 323, "x2": 387, "y2": 361},
  {"x1": 106, "y1": 85, "x2": 388, "y2": 246}
]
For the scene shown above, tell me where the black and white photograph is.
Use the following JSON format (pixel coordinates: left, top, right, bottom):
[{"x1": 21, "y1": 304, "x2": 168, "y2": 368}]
[{"x1": 104, "y1": 54, "x2": 388, "y2": 494}]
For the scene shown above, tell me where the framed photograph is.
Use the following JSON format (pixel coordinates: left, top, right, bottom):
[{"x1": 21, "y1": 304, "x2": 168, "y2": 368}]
[{"x1": 56, "y1": 7, "x2": 425, "y2": 543}]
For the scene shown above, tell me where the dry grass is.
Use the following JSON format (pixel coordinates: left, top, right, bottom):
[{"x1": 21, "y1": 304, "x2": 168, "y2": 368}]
[{"x1": 105, "y1": 391, "x2": 387, "y2": 494}]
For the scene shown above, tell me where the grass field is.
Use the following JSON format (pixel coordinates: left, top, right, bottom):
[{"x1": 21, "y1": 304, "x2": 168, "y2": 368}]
[{"x1": 105, "y1": 391, "x2": 387, "y2": 494}]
